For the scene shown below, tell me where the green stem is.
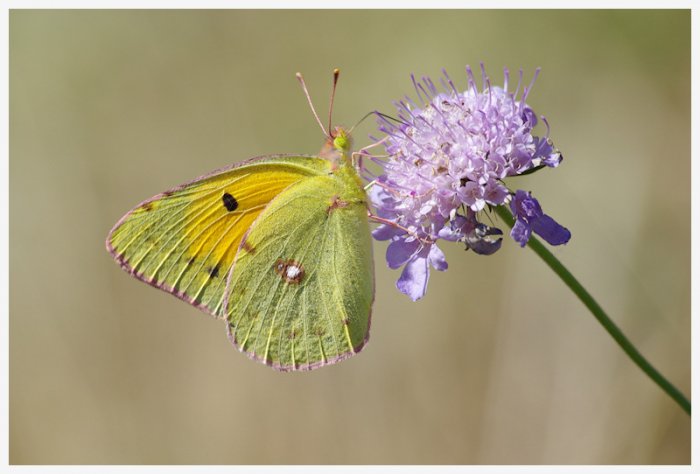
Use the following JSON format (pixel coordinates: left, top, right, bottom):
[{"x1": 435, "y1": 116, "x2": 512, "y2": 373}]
[{"x1": 494, "y1": 205, "x2": 690, "y2": 416}]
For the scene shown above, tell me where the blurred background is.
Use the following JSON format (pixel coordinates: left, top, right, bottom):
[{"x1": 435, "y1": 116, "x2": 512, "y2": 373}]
[{"x1": 10, "y1": 10, "x2": 690, "y2": 464}]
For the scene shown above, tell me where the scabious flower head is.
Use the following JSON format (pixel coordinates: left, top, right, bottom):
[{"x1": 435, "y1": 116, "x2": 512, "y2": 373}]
[{"x1": 368, "y1": 65, "x2": 571, "y2": 301}]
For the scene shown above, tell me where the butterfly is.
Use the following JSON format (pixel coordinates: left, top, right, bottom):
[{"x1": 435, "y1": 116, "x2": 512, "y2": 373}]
[{"x1": 106, "y1": 70, "x2": 374, "y2": 371}]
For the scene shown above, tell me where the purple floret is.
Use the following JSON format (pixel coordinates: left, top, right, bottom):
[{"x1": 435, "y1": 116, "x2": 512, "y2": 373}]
[{"x1": 510, "y1": 190, "x2": 571, "y2": 247}]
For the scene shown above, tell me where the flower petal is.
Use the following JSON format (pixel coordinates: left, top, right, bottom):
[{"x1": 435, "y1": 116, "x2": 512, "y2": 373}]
[
  {"x1": 510, "y1": 189, "x2": 543, "y2": 222},
  {"x1": 372, "y1": 223, "x2": 401, "y2": 241},
  {"x1": 543, "y1": 151, "x2": 563, "y2": 168},
  {"x1": 438, "y1": 215, "x2": 468, "y2": 241},
  {"x1": 386, "y1": 238, "x2": 420, "y2": 269},
  {"x1": 510, "y1": 218, "x2": 532, "y2": 247},
  {"x1": 458, "y1": 181, "x2": 486, "y2": 212},
  {"x1": 522, "y1": 106, "x2": 538, "y2": 126},
  {"x1": 483, "y1": 180, "x2": 510, "y2": 206},
  {"x1": 532, "y1": 214, "x2": 571, "y2": 246},
  {"x1": 467, "y1": 223, "x2": 503, "y2": 255},
  {"x1": 396, "y1": 255, "x2": 429, "y2": 301},
  {"x1": 428, "y1": 244, "x2": 448, "y2": 271}
]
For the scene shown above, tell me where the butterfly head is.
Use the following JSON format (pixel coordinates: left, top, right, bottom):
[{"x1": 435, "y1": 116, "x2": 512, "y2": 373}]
[
  {"x1": 319, "y1": 126, "x2": 353, "y2": 165},
  {"x1": 331, "y1": 126, "x2": 353, "y2": 155}
]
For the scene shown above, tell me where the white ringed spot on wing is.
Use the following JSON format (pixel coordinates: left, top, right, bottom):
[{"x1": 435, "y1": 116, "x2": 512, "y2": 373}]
[{"x1": 274, "y1": 258, "x2": 305, "y2": 284}]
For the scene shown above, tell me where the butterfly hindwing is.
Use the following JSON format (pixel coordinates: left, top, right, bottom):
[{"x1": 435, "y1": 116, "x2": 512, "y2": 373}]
[
  {"x1": 106, "y1": 155, "x2": 331, "y2": 317},
  {"x1": 224, "y1": 167, "x2": 374, "y2": 370}
]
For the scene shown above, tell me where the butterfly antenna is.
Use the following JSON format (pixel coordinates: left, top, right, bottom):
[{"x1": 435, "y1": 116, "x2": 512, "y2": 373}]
[
  {"x1": 327, "y1": 68, "x2": 340, "y2": 135},
  {"x1": 296, "y1": 72, "x2": 329, "y2": 137},
  {"x1": 376, "y1": 111, "x2": 407, "y2": 125},
  {"x1": 348, "y1": 110, "x2": 375, "y2": 134}
]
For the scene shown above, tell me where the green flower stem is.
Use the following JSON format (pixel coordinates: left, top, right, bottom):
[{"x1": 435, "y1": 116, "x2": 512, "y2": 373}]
[{"x1": 494, "y1": 205, "x2": 690, "y2": 416}]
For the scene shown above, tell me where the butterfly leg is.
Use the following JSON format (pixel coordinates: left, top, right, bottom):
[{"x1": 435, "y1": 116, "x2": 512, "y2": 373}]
[
  {"x1": 351, "y1": 137, "x2": 389, "y2": 177},
  {"x1": 366, "y1": 211, "x2": 434, "y2": 246}
]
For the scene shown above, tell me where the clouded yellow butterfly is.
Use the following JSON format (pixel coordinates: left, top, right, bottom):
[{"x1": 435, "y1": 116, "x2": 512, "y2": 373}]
[{"x1": 106, "y1": 70, "x2": 374, "y2": 371}]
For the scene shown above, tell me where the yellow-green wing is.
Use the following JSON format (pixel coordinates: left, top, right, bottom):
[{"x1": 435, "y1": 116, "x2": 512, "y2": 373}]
[
  {"x1": 106, "y1": 155, "x2": 331, "y2": 317},
  {"x1": 224, "y1": 166, "x2": 374, "y2": 371}
]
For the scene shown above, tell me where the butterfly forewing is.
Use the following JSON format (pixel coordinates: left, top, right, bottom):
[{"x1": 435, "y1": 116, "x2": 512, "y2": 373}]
[
  {"x1": 107, "y1": 156, "x2": 330, "y2": 317},
  {"x1": 224, "y1": 168, "x2": 374, "y2": 370}
]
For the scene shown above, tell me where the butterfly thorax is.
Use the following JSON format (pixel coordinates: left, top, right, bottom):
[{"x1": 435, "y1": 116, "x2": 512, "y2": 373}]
[{"x1": 318, "y1": 126, "x2": 367, "y2": 198}]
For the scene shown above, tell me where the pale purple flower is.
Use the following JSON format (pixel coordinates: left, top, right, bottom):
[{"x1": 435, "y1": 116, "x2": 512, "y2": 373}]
[{"x1": 367, "y1": 65, "x2": 570, "y2": 300}]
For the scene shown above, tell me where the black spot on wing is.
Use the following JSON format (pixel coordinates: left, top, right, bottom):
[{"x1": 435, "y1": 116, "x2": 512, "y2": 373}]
[
  {"x1": 208, "y1": 264, "x2": 220, "y2": 278},
  {"x1": 222, "y1": 192, "x2": 238, "y2": 212}
]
